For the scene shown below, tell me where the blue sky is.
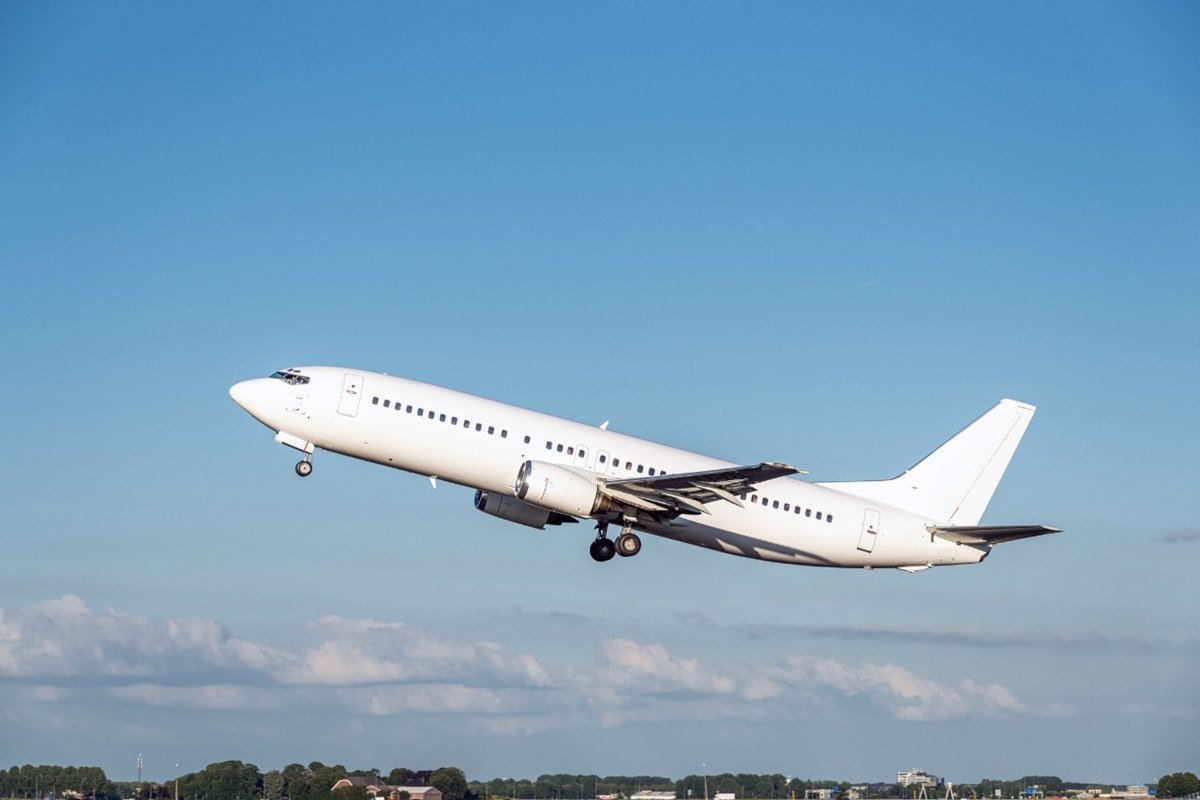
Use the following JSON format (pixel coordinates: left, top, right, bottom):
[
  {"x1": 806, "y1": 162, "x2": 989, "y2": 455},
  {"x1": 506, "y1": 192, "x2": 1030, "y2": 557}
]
[{"x1": 1, "y1": 0, "x2": 1198, "y2": 787}]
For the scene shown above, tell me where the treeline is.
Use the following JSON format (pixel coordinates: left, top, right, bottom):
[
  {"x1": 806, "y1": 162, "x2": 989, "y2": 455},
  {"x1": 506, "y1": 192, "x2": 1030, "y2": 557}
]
[
  {"x1": 123, "y1": 762, "x2": 470, "y2": 800},
  {"x1": 6, "y1": 765, "x2": 1198, "y2": 800},
  {"x1": 1, "y1": 766, "x2": 120, "y2": 800}
]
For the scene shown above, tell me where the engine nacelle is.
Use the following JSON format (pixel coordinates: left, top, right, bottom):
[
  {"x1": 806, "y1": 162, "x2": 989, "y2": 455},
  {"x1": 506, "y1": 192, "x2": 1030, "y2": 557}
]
[
  {"x1": 514, "y1": 460, "x2": 610, "y2": 518},
  {"x1": 473, "y1": 489, "x2": 578, "y2": 529}
]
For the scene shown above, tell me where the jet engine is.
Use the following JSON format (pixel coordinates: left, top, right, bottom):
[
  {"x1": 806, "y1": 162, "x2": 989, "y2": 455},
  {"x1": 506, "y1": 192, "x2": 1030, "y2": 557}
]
[
  {"x1": 514, "y1": 460, "x2": 612, "y2": 517},
  {"x1": 473, "y1": 489, "x2": 576, "y2": 529}
]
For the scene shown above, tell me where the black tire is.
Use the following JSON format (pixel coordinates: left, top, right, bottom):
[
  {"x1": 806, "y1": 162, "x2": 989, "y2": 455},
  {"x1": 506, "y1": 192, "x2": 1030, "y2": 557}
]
[
  {"x1": 295, "y1": 460, "x2": 313, "y2": 477},
  {"x1": 616, "y1": 532, "x2": 642, "y2": 557},
  {"x1": 590, "y1": 538, "x2": 616, "y2": 562}
]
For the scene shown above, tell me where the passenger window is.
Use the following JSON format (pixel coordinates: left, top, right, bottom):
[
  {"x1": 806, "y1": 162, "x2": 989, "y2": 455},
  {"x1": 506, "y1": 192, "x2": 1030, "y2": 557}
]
[
  {"x1": 579, "y1": 449, "x2": 585, "y2": 459},
  {"x1": 599, "y1": 455, "x2": 607, "y2": 464},
  {"x1": 625, "y1": 461, "x2": 632, "y2": 470},
  {"x1": 805, "y1": 509, "x2": 812, "y2": 517},
  {"x1": 418, "y1": 409, "x2": 424, "y2": 416},
  {"x1": 567, "y1": 446, "x2": 574, "y2": 455},
  {"x1": 463, "y1": 420, "x2": 469, "y2": 427},
  {"x1": 751, "y1": 494, "x2": 758, "y2": 502},
  {"x1": 816, "y1": 512, "x2": 823, "y2": 520},
  {"x1": 383, "y1": 399, "x2": 390, "y2": 408},
  {"x1": 772, "y1": 500, "x2": 779, "y2": 509},
  {"x1": 795, "y1": 506, "x2": 801, "y2": 514},
  {"x1": 395, "y1": 404, "x2": 402, "y2": 412},
  {"x1": 637, "y1": 465, "x2": 644, "y2": 474},
  {"x1": 524, "y1": 435, "x2": 531, "y2": 444},
  {"x1": 648, "y1": 468, "x2": 656, "y2": 476},
  {"x1": 762, "y1": 497, "x2": 769, "y2": 506},
  {"x1": 740, "y1": 494, "x2": 747, "y2": 500},
  {"x1": 488, "y1": 426, "x2": 494, "y2": 434},
  {"x1": 827, "y1": 514, "x2": 834, "y2": 523},
  {"x1": 501, "y1": 430, "x2": 508, "y2": 438},
  {"x1": 440, "y1": 414, "x2": 446, "y2": 422},
  {"x1": 784, "y1": 503, "x2": 790, "y2": 511},
  {"x1": 556, "y1": 444, "x2": 564, "y2": 452},
  {"x1": 372, "y1": 397, "x2": 379, "y2": 405},
  {"x1": 546, "y1": 441, "x2": 553, "y2": 450},
  {"x1": 406, "y1": 405, "x2": 413, "y2": 413},
  {"x1": 475, "y1": 423, "x2": 482, "y2": 431},
  {"x1": 451, "y1": 417, "x2": 458, "y2": 425}
]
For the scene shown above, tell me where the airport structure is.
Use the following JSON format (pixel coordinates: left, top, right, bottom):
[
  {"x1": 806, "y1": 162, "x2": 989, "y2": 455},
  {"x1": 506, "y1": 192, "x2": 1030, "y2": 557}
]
[{"x1": 898, "y1": 772, "x2": 941, "y2": 790}]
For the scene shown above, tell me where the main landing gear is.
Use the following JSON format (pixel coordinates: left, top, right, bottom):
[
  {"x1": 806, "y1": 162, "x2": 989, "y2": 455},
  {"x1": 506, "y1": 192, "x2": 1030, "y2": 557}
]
[
  {"x1": 590, "y1": 521, "x2": 641, "y2": 562},
  {"x1": 295, "y1": 458, "x2": 313, "y2": 477}
]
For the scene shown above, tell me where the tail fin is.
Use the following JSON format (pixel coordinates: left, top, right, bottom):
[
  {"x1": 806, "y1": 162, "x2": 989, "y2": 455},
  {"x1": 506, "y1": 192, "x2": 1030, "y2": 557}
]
[{"x1": 817, "y1": 399, "x2": 1037, "y2": 525}]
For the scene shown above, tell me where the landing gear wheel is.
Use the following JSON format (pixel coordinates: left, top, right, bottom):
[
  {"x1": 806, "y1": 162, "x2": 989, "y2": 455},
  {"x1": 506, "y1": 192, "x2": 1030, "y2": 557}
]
[
  {"x1": 589, "y1": 537, "x2": 616, "y2": 562},
  {"x1": 295, "y1": 460, "x2": 313, "y2": 477},
  {"x1": 616, "y1": 532, "x2": 642, "y2": 557}
]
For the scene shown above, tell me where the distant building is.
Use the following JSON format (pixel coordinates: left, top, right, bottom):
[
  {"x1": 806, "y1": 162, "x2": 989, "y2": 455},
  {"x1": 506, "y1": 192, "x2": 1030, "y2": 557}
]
[
  {"x1": 631, "y1": 792, "x2": 677, "y2": 800},
  {"x1": 715, "y1": 793, "x2": 737, "y2": 800},
  {"x1": 332, "y1": 778, "x2": 442, "y2": 800},
  {"x1": 898, "y1": 772, "x2": 940, "y2": 789}
]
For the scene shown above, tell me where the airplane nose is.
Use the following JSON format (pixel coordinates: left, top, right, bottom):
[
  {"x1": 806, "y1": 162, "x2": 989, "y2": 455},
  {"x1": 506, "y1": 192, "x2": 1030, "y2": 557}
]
[{"x1": 229, "y1": 380, "x2": 253, "y2": 410}]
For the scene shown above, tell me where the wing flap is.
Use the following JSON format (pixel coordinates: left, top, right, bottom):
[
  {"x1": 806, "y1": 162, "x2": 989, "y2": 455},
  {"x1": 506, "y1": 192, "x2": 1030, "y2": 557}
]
[
  {"x1": 601, "y1": 461, "x2": 803, "y2": 516},
  {"x1": 928, "y1": 524, "x2": 1061, "y2": 545}
]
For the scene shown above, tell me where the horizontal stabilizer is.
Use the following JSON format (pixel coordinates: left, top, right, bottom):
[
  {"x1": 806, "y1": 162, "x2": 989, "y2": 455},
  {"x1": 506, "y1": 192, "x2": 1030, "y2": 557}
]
[{"x1": 928, "y1": 524, "x2": 1061, "y2": 545}]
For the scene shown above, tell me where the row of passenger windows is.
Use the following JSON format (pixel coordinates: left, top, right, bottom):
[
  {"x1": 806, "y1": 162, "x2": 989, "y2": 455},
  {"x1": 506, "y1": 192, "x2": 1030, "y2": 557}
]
[
  {"x1": 741, "y1": 493, "x2": 834, "y2": 523},
  {"x1": 369, "y1": 398, "x2": 822, "y2": 517},
  {"x1": 372, "y1": 396, "x2": 509, "y2": 438}
]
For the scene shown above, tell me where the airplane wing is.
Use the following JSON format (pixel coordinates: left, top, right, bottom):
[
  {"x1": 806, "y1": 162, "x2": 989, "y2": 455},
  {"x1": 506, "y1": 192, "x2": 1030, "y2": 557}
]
[
  {"x1": 599, "y1": 462, "x2": 804, "y2": 516},
  {"x1": 928, "y1": 524, "x2": 1061, "y2": 545}
]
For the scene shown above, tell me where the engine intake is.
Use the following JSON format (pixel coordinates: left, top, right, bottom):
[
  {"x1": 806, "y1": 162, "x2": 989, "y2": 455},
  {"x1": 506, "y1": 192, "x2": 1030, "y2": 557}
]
[{"x1": 514, "y1": 460, "x2": 611, "y2": 518}]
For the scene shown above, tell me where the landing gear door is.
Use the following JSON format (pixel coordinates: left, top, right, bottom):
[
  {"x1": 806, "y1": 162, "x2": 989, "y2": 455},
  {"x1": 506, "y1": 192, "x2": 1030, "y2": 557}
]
[
  {"x1": 857, "y1": 508, "x2": 881, "y2": 553},
  {"x1": 337, "y1": 373, "x2": 363, "y2": 417}
]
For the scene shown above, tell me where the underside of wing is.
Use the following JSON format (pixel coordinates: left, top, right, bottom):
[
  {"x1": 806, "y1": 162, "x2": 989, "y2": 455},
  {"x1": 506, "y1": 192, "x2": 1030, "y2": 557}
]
[
  {"x1": 928, "y1": 524, "x2": 1061, "y2": 545},
  {"x1": 600, "y1": 462, "x2": 803, "y2": 517}
]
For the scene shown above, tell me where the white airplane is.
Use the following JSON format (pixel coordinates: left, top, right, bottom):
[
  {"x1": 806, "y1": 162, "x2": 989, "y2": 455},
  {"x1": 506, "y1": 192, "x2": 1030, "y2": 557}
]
[{"x1": 229, "y1": 367, "x2": 1058, "y2": 570}]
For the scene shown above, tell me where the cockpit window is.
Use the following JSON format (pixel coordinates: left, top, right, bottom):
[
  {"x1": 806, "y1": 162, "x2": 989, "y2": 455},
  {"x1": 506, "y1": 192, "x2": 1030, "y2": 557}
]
[{"x1": 268, "y1": 369, "x2": 310, "y2": 385}]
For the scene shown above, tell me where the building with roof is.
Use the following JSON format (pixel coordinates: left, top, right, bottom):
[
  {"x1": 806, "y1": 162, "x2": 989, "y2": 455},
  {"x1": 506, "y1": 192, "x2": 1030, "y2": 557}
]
[{"x1": 331, "y1": 778, "x2": 442, "y2": 800}]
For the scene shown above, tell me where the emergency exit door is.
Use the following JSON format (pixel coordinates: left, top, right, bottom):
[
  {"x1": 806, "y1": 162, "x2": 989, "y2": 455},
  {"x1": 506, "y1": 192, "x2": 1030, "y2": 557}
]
[
  {"x1": 337, "y1": 373, "x2": 363, "y2": 416},
  {"x1": 857, "y1": 508, "x2": 881, "y2": 553}
]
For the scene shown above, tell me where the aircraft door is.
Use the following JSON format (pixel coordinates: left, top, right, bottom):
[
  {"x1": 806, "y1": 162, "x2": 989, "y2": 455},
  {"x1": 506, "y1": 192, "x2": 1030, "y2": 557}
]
[
  {"x1": 857, "y1": 508, "x2": 881, "y2": 553},
  {"x1": 574, "y1": 444, "x2": 591, "y2": 470},
  {"x1": 337, "y1": 373, "x2": 363, "y2": 417},
  {"x1": 596, "y1": 450, "x2": 612, "y2": 474}
]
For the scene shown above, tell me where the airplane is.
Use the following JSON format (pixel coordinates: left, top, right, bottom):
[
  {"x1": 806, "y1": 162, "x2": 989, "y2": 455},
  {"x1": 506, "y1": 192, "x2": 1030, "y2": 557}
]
[{"x1": 229, "y1": 367, "x2": 1059, "y2": 570}]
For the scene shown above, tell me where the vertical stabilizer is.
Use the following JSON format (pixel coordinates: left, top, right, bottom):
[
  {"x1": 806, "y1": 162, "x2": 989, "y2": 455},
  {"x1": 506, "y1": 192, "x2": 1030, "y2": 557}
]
[{"x1": 817, "y1": 400, "x2": 1036, "y2": 525}]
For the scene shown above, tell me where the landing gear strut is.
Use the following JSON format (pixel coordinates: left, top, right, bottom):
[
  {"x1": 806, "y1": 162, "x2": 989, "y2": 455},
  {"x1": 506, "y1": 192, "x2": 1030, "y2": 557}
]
[{"x1": 295, "y1": 458, "x2": 313, "y2": 477}]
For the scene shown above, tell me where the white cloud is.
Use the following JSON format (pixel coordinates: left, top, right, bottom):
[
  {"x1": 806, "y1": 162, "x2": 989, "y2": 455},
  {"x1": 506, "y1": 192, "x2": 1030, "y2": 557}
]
[
  {"x1": 280, "y1": 614, "x2": 550, "y2": 687},
  {"x1": 770, "y1": 656, "x2": 1032, "y2": 721},
  {"x1": 0, "y1": 594, "x2": 287, "y2": 679}
]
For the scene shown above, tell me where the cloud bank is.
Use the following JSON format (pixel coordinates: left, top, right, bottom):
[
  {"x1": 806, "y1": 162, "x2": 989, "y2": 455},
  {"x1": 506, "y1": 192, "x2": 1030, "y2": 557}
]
[{"x1": 0, "y1": 595, "x2": 1067, "y2": 736}]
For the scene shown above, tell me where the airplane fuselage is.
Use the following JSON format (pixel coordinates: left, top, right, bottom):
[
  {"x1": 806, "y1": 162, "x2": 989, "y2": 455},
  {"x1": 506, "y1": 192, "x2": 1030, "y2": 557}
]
[{"x1": 231, "y1": 366, "x2": 991, "y2": 570}]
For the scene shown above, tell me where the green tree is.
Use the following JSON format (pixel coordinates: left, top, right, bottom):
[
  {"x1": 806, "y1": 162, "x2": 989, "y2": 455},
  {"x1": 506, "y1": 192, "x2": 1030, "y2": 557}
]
[
  {"x1": 431, "y1": 769, "x2": 468, "y2": 800},
  {"x1": 1157, "y1": 774, "x2": 1200, "y2": 798},
  {"x1": 264, "y1": 771, "x2": 284, "y2": 800},
  {"x1": 389, "y1": 772, "x2": 416, "y2": 789},
  {"x1": 177, "y1": 761, "x2": 262, "y2": 800}
]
